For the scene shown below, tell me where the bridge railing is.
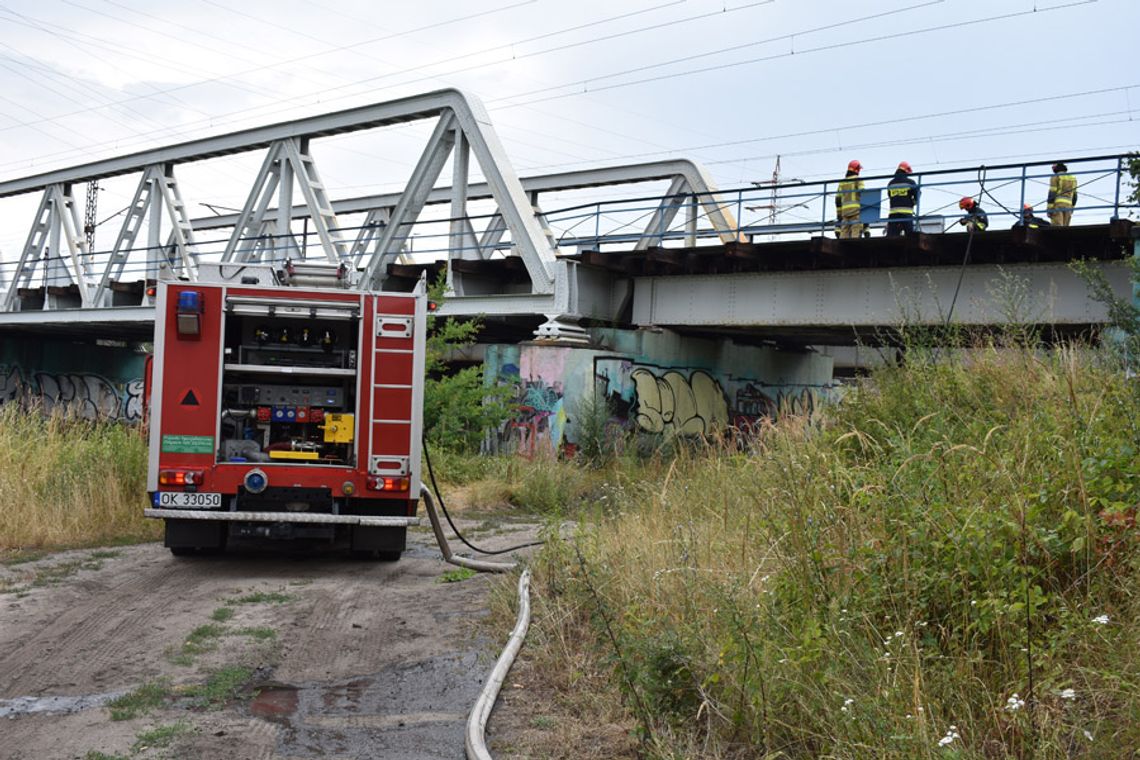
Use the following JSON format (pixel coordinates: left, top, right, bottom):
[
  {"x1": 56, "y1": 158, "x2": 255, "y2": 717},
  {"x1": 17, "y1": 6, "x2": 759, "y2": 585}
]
[
  {"x1": 0, "y1": 154, "x2": 1134, "y2": 301},
  {"x1": 542, "y1": 153, "x2": 1137, "y2": 251}
]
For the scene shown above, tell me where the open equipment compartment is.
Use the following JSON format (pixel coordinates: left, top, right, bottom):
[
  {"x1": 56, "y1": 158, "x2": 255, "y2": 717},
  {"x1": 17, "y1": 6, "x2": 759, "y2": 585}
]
[{"x1": 217, "y1": 293, "x2": 363, "y2": 468}]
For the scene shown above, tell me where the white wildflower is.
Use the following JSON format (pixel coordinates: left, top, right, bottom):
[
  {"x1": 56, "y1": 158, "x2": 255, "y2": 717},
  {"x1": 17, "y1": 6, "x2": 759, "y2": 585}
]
[
  {"x1": 970, "y1": 600, "x2": 977, "y2": 607},
  {"x1": 1059, "y1": 688, "x2": 1077, "y2": 701},
  {"x1": 841, "y1": 697, "x2": 854, "y2": 713},
  {"x1": 937, "y1": 725, "x2": 961, "y2": 747},
  {"x1": 1092, "y1": 614, "x2": 1109, "y2": 625},
  {"x1": 1005, "y1": 694, "x2": 1025, "y2": 712},
  {"x1": 894, "y1": 630, "x2": 905, "y2": 638},
  {"x1": 1083, "y1": 730, "x2": 1093, "y2": 741}
]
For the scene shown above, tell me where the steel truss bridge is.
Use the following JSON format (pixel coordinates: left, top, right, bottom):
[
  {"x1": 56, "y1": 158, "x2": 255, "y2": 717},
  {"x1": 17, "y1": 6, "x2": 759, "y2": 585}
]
[{"x1": 0, "y1": 89, "x2": 1135, "y2": 346}]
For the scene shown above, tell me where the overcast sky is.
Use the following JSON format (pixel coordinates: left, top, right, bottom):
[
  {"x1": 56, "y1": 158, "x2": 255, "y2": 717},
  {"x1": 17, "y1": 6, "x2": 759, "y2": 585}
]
[{"x1": 0, "y1": 0, "x2": 1136, "y2": 259}]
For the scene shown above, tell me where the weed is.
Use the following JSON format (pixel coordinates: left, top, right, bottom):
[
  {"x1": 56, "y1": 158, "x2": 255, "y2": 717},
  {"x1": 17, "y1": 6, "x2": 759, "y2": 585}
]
[
  {"x1": 209, "y1": 606, "x2": 234, "y2": 623},
  {"x1": 181, "y1": 623, "x2": 225, "y2": 656},
  {"x1": 228, "y1": 590, "x2": 292, "y2": 605},
  {"x1": 0, "y1": 549, "x2": 48, "y2": 565},
  {"x1": 183, "y1": 666, "x2": 253, "y2": 708},
  {"x1": 131, "y1": 720, "x2": 193, "y2": 752},
  {"x1": 107, "y1": 681, "x2": 171, "y2": 721},
  {"x1": 0, "y1": 405, "x2": 157, "y2": 550},
  {"x1": 438, "y1": 567, "x2": 477, "y2": 583},
  {"x1": 492, "y1": 342, "x2": 1140, "y2": 758},
  {"x1": 88, "y1": 550, "x2": 121, "y2": 560},
  {"x1": 29, "y1": 557, "x2": 106, "y2": 586},
  {"x1": 84, "y1": 752, "x2": 127, "y2": 760},
  {"x1": 234, "y1": 626, "x2": 277, "y2": 641}
]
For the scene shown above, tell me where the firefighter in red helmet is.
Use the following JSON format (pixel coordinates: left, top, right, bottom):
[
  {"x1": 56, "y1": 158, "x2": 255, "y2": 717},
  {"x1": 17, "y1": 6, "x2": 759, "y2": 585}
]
[
  {"x1": 958, "y1": 196, "x2": 988, "y2": 233},
  {"x1": 886, "y1": 161, "x2": 919, "y2": 237},
  {"x1": 835, "y1": 160, "x2": 864, "y2": 239},
  {"x1": 1013, "y1": 203, "x2": 1050, "y2": 230}
]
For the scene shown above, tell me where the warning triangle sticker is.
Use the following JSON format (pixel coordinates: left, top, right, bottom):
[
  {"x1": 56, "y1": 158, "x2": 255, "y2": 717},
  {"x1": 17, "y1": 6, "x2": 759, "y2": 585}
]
[{"x1": 180, "y1": 389, "x2": 200, "y2": 406}]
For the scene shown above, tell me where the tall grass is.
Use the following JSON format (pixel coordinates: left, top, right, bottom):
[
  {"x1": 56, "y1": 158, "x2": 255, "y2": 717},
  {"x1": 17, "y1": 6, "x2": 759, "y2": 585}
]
[
  {"x1": 0, "y1": 404, "x2": 157, "y2": 550},
  {"x1": 505, "y1": 343, "x2": 1139, "y2": 759}
]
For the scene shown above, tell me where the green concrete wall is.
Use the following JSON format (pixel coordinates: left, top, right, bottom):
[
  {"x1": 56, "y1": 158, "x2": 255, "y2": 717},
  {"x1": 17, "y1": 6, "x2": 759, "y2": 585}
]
[{"x1": 0, "y1": 337, "x2": 148, "y2": 421}]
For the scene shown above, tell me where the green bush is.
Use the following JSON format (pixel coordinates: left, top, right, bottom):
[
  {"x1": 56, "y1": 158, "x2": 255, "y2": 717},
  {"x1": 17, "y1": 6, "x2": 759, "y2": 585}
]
[{"x1": 422, "y1": 275, "x2": 511, "y2": 452}]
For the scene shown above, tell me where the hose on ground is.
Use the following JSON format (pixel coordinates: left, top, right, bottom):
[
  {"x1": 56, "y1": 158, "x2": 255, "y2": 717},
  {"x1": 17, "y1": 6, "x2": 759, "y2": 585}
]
[
  {"x1": 422, "y1": 438, "x2": 545, "y2": 556},
  {"x1": 420, "y1": 484, "x2": 519, "y2": 573},
  {"x1": 465, "y1": 569, "x2": 531, "y2": 760}
]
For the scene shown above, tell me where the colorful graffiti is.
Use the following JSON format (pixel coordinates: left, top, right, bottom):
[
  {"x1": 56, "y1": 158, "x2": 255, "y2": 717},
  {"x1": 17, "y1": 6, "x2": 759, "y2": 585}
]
[
  {"x1": 732, "y1": 383, "x2": 816, "y2": 429},
  {"x1": 0, "y1": 365, "x2": 144, "y2": 422},
  {"x1": 483, "y1": 337, "x2": 835, "y2": 455},
  {"x1": 486, "y1": 362, "x2": 569, "y2": 456},
  {"x1": 512, "y1": 378, "x2": 568, "y2": 457},
  {"x1": 630, "y1": 368, "x2": 728, "y2": 435}
]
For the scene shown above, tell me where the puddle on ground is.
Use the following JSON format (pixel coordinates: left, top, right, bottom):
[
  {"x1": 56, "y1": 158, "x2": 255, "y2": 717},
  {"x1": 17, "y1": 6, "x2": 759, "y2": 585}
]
[
  {"x1": 250, "y1": 653, "x2": 485, "y2": 759},
  {"x1": 0, "y1": 691, "x2": 126, "y2": 719},
  {"x1": 250, "y1": 684, "x2": 299, "y2": 722}
]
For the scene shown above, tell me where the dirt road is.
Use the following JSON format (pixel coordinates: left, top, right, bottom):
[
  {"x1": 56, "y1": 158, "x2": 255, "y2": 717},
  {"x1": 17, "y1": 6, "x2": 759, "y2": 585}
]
[{"x1": 0, "y1": 518, "x2": 538, "y2": 760}]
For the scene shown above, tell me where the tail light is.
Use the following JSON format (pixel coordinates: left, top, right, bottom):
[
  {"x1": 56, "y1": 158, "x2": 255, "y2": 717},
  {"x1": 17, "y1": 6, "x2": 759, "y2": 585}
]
[
  {"x1": 159, "y1": 468, "x2": 205, "y2": 486},
  {"x1": 366, "y1": 476, "x2": 410, "y2": 492}
]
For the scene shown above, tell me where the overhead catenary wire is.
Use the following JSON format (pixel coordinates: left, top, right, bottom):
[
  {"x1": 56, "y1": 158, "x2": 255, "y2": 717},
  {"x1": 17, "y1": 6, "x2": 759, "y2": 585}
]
[
  {"x1": 488, "y1": 0, "x2": 1098, "y2": 110},
  {"x1": 0, "y1": 0, "x2": 731, "y2": 177},
  {"x1": 0, "y1": 0, "x2": 1008, "y2": 172},
  {"x1": 506, "y1": 83, "x2": 1138, "y2": 175},
  {"x1": 0, "y1": 0, "x2": 1112, "y2": 184}
]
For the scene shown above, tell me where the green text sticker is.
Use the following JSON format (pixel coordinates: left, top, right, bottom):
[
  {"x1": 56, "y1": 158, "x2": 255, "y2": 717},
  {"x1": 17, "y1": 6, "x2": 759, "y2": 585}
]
[{"x1": 161, "y1": 434, "x2": 214, "y2": 454}]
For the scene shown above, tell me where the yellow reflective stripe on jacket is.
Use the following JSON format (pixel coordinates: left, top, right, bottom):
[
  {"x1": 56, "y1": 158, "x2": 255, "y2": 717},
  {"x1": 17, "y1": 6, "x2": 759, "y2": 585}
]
[
  {"x1": 837, "y1": 179, "x2": 863, "y2": 212},
  {"x1": 1049, "y1": 174, "x2": 1077, "y2": 205},
  {"x1": 888, "y1": 207, "x2": 915, "y2": 215}
]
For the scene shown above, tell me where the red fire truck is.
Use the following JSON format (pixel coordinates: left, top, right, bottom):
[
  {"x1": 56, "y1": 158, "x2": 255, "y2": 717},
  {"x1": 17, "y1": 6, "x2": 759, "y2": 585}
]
[{"x1": 144, "y1": 262, "x2": 427, "y2": 559}]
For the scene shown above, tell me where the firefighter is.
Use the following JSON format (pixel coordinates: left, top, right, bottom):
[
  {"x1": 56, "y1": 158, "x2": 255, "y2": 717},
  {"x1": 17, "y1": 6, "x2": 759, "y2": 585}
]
[
  {"x1": 1013, "y1": 203, "x2": 1050, "y2": 230},
  {"x1": 958, "y1": 197, "x2": 988, "y2": 232},
  {"x1": 1047, "y1": 162, "x2": 1078, "y2": 226},
  {"x1": 835, "y1": 160, "x2": 864, "y2": 239},
  {"x1": 886, "y1": 161, "x2": 919, "y2": 237}
]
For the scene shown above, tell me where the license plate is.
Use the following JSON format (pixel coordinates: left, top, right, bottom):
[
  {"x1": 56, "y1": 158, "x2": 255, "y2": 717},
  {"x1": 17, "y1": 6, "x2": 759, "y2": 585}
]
[{"x1": 156, "y1": 492, "x2": 222, "y2": 509}]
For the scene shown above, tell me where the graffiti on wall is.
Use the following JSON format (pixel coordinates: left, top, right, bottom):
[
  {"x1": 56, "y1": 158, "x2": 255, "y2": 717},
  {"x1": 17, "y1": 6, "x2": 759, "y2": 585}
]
[
  {"x1": 732, "y1": 383, "x2": 816, "y2": 430},
  {"x1": 0, "y1": 365, "x2": 144, "y2": 421},
  {"x1": 630, "y1": 368, "x2": 728, "y2": 435},
  {"x1": 485, "y1": 346, "x2": 833, "y2": 455},
  {"x1": 486, "y1": 362, "x2": 569, "y2": 456}
]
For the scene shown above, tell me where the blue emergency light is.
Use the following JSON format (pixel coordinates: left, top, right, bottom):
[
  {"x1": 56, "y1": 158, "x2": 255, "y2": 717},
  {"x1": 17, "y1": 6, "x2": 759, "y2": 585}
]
[{"x1": 176, "y1": 290, "x2": 203, "y2": 337}]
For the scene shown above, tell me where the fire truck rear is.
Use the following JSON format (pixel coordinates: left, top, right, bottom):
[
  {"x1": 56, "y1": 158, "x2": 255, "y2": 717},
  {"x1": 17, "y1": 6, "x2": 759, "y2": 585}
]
[{"x1": 145, "y1": 263, "x2": 426, "y2": 559}]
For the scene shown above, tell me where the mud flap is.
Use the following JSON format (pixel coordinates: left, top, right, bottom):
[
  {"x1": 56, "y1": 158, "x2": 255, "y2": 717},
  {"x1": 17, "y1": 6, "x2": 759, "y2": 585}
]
[
  {"x1": 164, "y1": 519, "x2": 226, "y2": 551},
  {"x1": 351, "y1": 525, "x2": 406, "y2": 554}
]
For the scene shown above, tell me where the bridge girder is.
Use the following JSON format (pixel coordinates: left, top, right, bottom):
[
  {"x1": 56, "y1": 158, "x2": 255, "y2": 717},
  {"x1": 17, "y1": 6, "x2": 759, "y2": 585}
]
[{"x1": 0, "y1": 90, "x2": 740, "y2": 335}]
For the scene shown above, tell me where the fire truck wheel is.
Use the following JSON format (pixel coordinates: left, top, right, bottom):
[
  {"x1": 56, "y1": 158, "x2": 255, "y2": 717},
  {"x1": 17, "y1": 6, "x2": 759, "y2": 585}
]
[{"x1": 169, "y1": 546, "x2": 198, "y2": 557}]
